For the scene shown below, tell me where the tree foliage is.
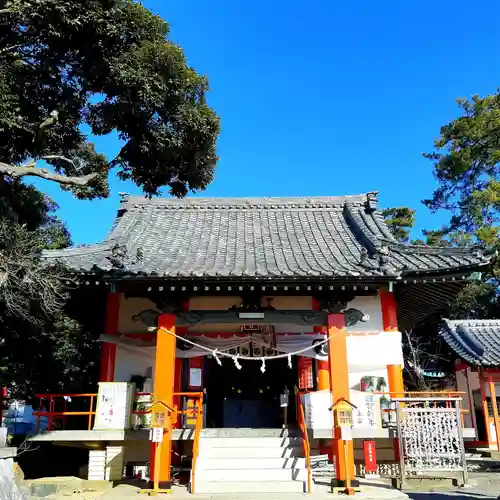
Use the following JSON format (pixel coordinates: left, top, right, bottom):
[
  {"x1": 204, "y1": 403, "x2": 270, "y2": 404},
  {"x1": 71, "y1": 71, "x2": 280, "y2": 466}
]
[
  {"x1": 381, "y1": 207, "x2": 416, "y2": 243},
  {"x1": 424, "y1": 94, "x2": 500, "y2": 247},
  {"x1": 0, "y1": 0, "x2": 220, "y2": 403},
  {"x1": 0, "y1": 0, "x2": 219, "y2": 198}
]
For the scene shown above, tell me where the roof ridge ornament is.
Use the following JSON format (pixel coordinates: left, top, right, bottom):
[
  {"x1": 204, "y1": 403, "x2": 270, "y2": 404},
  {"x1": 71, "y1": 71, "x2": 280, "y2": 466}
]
[{"x1": 364, "y1": 191, "x2": 379, "y2": 214}]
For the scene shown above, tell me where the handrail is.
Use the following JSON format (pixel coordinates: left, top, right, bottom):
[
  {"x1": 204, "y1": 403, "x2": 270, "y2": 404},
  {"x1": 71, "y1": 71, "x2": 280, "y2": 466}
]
[
  {"x1": 33, "y1": 393, "x2": 97, "y2": 431},
  {"x1": 298, "y1": 396, "x2": 312, "y2": 494},
  {"x1": 190, "y1": 392, "x2": 204, "y2": 494},
  {"x1": 32, "y1": 391, "x2": 205, "y2": 432}
]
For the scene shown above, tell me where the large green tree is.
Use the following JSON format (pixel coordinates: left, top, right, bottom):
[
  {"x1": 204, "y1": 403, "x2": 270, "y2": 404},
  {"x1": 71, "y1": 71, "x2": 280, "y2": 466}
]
[
  {"x1": 0, "y1": 0, "x2": 220, "y2": 403},
  {"x1": 0, "y1": 0, "x2": 219, "y2": 198}
]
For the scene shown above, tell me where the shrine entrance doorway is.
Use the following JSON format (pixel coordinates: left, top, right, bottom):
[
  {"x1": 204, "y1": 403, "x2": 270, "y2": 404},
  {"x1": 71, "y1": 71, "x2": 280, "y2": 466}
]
[{"x1": 204, "y1": 355, "x2": 298, "y2": 428}]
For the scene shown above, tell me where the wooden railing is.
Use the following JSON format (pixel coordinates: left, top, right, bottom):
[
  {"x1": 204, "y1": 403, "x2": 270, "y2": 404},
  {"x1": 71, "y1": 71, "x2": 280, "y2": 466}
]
[
  {"x1": 190, "y1": 392, "x2": 204, "y2": 494},
  {"x1": 33, "y1": 393, "x2": 97, "y2": 432},
  {"x1": 32, "y1": 391, "x2": 204, "y2": 432},
  {"x1": 297, "y1": 396, "x2": 312, "y2": 494}
]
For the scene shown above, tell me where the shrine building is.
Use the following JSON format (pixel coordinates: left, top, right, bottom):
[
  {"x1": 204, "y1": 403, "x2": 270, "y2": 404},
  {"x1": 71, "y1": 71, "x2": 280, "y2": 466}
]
[
  {"x1": 440, "y1": 319, "x2": 500, "y2": 451},
  {"x1": 34, "y1": 193, "x2": 493, "y2": 493}
]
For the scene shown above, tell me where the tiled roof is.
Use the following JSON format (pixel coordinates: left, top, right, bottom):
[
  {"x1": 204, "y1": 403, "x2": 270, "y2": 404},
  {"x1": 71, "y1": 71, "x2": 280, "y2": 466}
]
[
  {"x1": 439, "y1": 319, "x2": 500, "y2": 366},
  {"x1": 42, "y1": 193, "x2": 493, "y2": 280}
]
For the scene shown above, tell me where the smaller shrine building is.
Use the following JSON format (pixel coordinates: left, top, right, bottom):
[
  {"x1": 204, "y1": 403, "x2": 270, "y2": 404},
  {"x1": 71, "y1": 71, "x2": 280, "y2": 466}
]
[{"x1": 440, "y1": 319, "x2": 500, "y2": 450}]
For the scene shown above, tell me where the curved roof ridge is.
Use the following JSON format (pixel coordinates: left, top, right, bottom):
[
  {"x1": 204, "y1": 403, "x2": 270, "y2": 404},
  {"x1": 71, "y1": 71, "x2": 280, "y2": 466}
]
[
  {"x1": 41, "y1": 240, "x2": 117, "y2": 259},
  {"x1": 445, "y1": 318, "x2": 500, "y2": 326},
  {"x1": 440, "y1": 318, "x2": 500, "y2": 367},
  {"x1": 389, "y1": 242, "x2": 495, "y2": 264},
  {"x1": 120, "y1": 193, "x2": 371, "y2": 209}
]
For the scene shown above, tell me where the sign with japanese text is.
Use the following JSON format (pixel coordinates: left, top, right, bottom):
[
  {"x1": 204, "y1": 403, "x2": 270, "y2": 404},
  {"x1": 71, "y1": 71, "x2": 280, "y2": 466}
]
[{"x1": 363, "y1": 440, "x2": 377, "y2": 473}]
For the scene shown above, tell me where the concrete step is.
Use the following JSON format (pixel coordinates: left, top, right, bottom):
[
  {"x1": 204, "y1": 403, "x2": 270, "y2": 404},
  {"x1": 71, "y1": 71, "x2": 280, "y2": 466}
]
[
  {"x1": 195, "y1": 467, "x2": 307, "y2": 482},
  {"x1": 199, "y1": 436, "x2": 302, "y2": 448},
  {"x1": 196, "y1": 457, "x2": 306, "y2": 469},
  {"x1": 192, "y1": 480, "x2": 306, "y2": 494},
  {"x1": 199, "y1": 445, "x2": 302, "y2": 459},
  {"x1": 200, "y1": 428, "x2": 301, "y2": 438}
]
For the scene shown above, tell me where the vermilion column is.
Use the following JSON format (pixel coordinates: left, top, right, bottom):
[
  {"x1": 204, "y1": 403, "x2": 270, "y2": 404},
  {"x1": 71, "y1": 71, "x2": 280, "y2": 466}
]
[
  {"x1": 380, "y1": 288, "x2": 404, "y2": 463},
  {"x1": 317, "y1": 359, "x2": 330, "y2": 390},
  {"x1": 150, "y1": 313, "x2": 177, "y2": 488},
  {"x1": 99, "y1": 291, "x2": 120, "y2": 381},
  {"x1": 328, "y1": 313, "x2": 355, "y2": 484},
  {"x1": 313, "y1": 300, "x2": 330, "y2": 391},
  {"x1": 380, "y1": 289, "x2": 404, "y2": 396}
]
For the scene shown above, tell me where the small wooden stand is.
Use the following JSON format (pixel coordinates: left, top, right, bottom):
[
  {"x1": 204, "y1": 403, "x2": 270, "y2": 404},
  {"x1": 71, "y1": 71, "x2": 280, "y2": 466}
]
[
  {"x1": 331, "y1": 398, "x2": 357, "y2": 496},
  {"x1": 139, "y1": 401, "x2": 176, "y2": 496}
]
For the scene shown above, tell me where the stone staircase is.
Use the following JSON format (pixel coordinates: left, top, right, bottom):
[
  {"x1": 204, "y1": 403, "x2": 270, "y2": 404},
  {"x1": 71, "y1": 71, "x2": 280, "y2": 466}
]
[{"x1": 191, "y1": 428, "x2": 308, "y2": 494}]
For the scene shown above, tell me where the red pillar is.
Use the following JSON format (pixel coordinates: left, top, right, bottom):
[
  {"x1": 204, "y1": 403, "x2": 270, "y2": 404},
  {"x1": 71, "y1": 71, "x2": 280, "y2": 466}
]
[
  {"x1": 313, "y1": 298, "x2": 331, "y2": 459},
  {"x1": 328, "y1": 313, "x2": 355, "y2": 484},
  {"x1": 150, "y1": 313, "x2": 177, "y2": 488},
  {"x1": 99, "y1": 291, "x2": 120, "y2": 382},
  {"x1": 380, "y1": 287, "x2": 404, "y2": 462}
]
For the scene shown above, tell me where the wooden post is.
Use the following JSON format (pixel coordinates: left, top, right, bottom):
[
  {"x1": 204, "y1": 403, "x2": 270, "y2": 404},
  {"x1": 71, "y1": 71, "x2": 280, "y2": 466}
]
[
  {"x1": 488, "y1": 376, "x2": 500, "y2": 451},
  {"x1": 327, "y1": 313, "x2": 355, "y2": 486},
  {"x1": 479, "y1": 370, "x2": 493, "y2": 447},
  {"x1": 99, "y1": 291, "x2": 120, "y2": 382},
  {"x1": 151, "y1": 313, "x2": 177, "y2": 489}
]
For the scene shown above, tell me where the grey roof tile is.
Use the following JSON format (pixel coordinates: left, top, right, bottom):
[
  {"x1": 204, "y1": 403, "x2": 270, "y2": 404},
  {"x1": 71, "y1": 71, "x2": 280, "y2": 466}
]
[
  {"x1": 440, "y1": 319, "x2": 500, "y2": 366},
  {"x1": 42, "y1": 193, "x2": 494, "y2": 280}
]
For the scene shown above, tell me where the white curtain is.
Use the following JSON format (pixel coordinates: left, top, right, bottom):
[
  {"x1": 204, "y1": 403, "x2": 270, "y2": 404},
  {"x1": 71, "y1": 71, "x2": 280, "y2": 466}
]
[{"x1": 100, "y1": 333, "x2": 327, "y2": 359}]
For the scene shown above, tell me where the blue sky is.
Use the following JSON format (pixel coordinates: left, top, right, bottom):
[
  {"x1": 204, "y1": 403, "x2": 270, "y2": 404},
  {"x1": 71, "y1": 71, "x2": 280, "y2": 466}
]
[{"x1": 33, "y1": 0, "x2": 500, "y2": 245}]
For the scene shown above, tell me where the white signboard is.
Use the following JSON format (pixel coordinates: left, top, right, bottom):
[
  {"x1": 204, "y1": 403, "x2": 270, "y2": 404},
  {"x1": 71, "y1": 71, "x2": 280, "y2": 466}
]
[
  {"x1": 302, "y1": 391, "x2": 333, "y2": 430},
  {"x1": 189, "y1": 368, "x2": 202, "y2": 388},
  {"x1": 350, "y1": 390, "x2": 382, "y2": 429},
  {"x1": 341, "y1": 426, "x2": 353, "y2": 441},
  {"x1": 94, "y1": 382, "x2": 134, "y2": 430},
  {"x1": 301, "y1": 390, "x2": 382, "y2": 430},
  {"x1": 150, "y1": 428, "x2": 164, "y2": 443}
]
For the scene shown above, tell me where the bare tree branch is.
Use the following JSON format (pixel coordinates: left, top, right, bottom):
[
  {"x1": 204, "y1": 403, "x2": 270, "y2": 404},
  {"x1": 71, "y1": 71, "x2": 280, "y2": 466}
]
[
  {"x1": 0, "y1": 161, "x2": 98, "y2": 186},
  {"x1": 0, "y1": 44, "x2": 25, "y2": 55},
  {"x1": 39, "y1": 110, "x2": 59, "y2": 130}
]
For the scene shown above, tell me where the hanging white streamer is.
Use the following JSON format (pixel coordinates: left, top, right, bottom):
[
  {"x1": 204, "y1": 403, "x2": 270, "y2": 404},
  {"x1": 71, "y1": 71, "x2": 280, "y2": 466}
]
[
  {"x1": 213, "y1": 349, "x2": 222, "y2": 366},
  {"x1": 287, "y1": 354, "x2": 292, "y2": 369},
  {"x1": 159, "y1": 327, "x2": 331, "y2": 361},
  {"x1": 233, "y1": 355, "x2": 242, "y2": 370},
  {"x1": 260, "y1": 358, "x2": 266, "y2": 373}
]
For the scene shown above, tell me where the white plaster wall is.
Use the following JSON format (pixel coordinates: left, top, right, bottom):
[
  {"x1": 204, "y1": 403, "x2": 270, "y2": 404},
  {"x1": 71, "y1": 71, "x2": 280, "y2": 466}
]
[
  {"x1": 189, "y1": 295, "x2": 312, "y2": 310},
  {"x1": 468, "y1": 369, "x2": 481, "y2": 391},
  {"x1": 346, "y1": 332, "x2": 403, "y2": 371},
  {"x1": 118, "y1": 294, "x2": 382, "y2": 334},
  {"x1": 189, "y1": 296, "x2": 241, "y2": 310},
  {"x1": 346, "y1": 295, "x2": 383, "y2": 333},
  {"x1": 114, "y1": 345, "x2": 155, "y2": 383},
  {"x1": 118, "y1": 296, "x2": 157, "y2": 334},
  {"x1": 456, "y1": 369, "x2": 476, "y2": 433}
]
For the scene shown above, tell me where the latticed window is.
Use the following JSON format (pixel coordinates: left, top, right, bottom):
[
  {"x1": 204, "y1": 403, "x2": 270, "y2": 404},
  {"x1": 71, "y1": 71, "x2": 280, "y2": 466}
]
[
  {"x1": 486, "y1": 397, "x2": 500, "y2": 417},
  {"x1": 339, "y1": 410, "x2": 352, "y2": 426},
  {"x1": 153, "y1": 411, "x2": 166, "y2": 427},
  {"x1": 298, "y1": 357, "x2": 314, "y2": 389}
]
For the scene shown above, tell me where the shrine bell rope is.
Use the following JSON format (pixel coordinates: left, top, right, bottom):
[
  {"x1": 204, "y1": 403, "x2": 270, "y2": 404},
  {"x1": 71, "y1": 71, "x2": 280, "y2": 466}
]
[{"x1": 159, "y1": 327, "x2": 331, "y2": 373}]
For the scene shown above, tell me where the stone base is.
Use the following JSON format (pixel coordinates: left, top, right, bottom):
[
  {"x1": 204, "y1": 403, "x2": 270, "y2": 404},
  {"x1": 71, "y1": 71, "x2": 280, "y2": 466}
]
[
  {"x1": 391, "y1": 477, "x2": 463, "y2": 490},
  {"x1": 154, "y1": 480, "x2": 172, "y2": 490},
  {"x1": 331, "y1": 479, "x2": 361, "y2": 488}
]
